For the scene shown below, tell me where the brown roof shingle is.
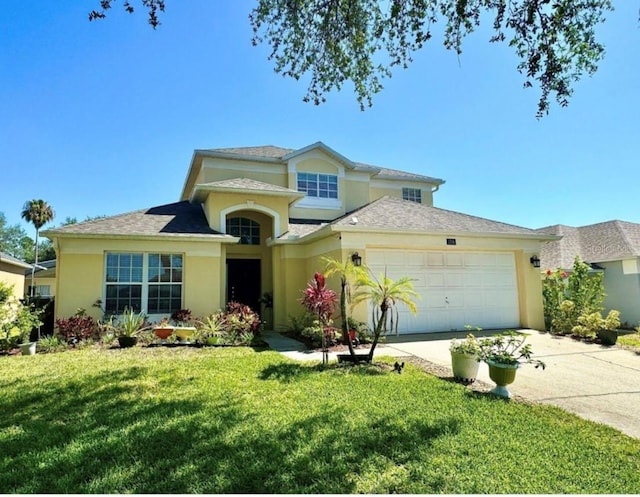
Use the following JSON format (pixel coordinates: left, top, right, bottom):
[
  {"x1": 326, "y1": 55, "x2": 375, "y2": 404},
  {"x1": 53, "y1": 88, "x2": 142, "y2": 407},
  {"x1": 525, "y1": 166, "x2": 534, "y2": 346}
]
[
  {"x1": 43, "y1": 201, "x2": 223, "y2": 238},
  {"x1": 332, "y1": 196, "x2": 540, "y2": 235},
  {"x1": 538, "y1": 220, "x2": 640, "y2": 269}
]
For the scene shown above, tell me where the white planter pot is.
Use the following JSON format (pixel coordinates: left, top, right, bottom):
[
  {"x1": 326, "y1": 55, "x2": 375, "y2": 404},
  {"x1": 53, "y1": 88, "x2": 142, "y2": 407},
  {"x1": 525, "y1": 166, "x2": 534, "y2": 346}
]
[
  {"x1": 450, "y1": 351, "x2": 480, "y2": 384},
  {"x1": 20, "y1": 342, "x2": 37, "y2": 356}
]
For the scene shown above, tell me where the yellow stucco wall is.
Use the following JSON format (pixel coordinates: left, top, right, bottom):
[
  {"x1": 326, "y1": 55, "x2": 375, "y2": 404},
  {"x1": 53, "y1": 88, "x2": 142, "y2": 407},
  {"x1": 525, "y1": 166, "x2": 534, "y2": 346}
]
[
  {"x1": 203, "y1": 193, "x2": 290, "y2": 238},
  {"x1": 0, "y1": 263, "x2": 27, "y2": 299},
  {"x1": 369, "y1": 183, "x2": 435, "y2": 206},
  {"x1": 200, "y1": 158, "x2": 288, "y2": 188},
  {"x1": 53, "y1": 237, "x2": 226, "y2": 322}
]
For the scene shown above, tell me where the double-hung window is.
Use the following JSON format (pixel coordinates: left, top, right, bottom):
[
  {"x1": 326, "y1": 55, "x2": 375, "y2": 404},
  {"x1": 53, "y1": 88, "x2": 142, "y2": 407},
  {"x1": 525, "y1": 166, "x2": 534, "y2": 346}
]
[
  {"x1": 402, "y1": 187, "x2": 422, "y2": 203},
  {"x1": 298, "y1": 173, "x2": 338, "y2": 199},
  {"x1": 105, "y1": 252, "x2": 183, "y2": 315}
]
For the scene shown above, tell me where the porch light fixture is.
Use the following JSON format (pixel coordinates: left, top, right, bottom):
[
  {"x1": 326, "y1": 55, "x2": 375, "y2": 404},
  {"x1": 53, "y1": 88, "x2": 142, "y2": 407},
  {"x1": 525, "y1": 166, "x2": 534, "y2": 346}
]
[
  {"x1": 530, "y1": 255, "x2": 541, "y2": 268},
  {"x1": 351, "y1": 252, "x2": 362, "y2": 267}
]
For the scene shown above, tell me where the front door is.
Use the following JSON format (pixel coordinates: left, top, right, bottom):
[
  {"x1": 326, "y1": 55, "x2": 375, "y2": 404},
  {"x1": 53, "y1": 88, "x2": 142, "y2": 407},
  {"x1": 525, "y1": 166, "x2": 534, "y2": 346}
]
[{"x1": 226, "y1": 259, "x2": 261, "y2": 312}]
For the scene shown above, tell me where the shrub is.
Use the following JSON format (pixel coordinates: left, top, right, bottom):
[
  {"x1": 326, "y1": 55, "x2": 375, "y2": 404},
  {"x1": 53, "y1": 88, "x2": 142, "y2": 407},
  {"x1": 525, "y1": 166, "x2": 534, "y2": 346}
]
[
  {"x1": 55, "y1": 309, "x2": 99, "y2": 344},
  {"x1": 37, "y1": 335, "x2": 67, "y2": 353},
  {"x1": 223, "y1": 302, "x2": 261, "y2": 335},
  {"x1": 0, "y1": 283, "x2": 42, "y2": 351},
  {"x1": 572, "y1": 310, "x2": 621, "y2": 338},
  {"x1": 543, "y1": 257, "x2": 607, "y2": 335},
  {"x1": 171, "y1": 308, "x2": 193, "y2": 325}
]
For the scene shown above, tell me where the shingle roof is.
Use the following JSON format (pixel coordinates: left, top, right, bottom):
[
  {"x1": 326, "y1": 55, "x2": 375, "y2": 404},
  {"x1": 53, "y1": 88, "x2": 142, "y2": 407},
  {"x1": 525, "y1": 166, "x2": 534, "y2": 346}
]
[
  {"x1": 43, "y1": 201, "x2": 224, "y2": 238},
  {"x1": 0, "y1": 252, "x2": 32, "y2": 269},
  {"x1": 331, "y1": 196, "x2": 541, "y2": 235},
  {"x1": 205, "y1": 145, "x2": 293, "y2": 159},
  {"x1": 538, "y1": 220, "x2": 640, "y2": 269},
  {"x1": 197, "y1": 178, "x2": 301, "y2": 195},
  {"x1": 204, "y1": 144, "x2": 444, "y2": 184}
]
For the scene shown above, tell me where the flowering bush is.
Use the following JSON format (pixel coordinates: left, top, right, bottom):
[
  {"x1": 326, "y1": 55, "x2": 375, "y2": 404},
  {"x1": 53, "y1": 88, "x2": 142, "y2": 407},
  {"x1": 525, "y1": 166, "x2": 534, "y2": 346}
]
[
  {"x1": 0, "y1": 282, "x2": 41, "y2": 351},
  {"x1": 542, "y1": 257, "x2": 608, "y2": 335}
]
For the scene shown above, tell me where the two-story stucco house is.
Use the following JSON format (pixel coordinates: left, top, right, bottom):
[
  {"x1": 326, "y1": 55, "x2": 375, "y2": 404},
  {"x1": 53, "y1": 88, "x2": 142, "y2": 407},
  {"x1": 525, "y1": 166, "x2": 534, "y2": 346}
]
[{"x1": 43, "y1": 142, "x2": 556, "y2": 333}]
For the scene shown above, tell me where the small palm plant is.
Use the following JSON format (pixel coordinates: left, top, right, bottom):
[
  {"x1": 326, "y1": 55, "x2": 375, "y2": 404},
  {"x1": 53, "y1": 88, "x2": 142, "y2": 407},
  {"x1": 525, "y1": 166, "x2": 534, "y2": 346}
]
[{"x1": 351, "y1": 268, "x2": 418, "y2": 363}]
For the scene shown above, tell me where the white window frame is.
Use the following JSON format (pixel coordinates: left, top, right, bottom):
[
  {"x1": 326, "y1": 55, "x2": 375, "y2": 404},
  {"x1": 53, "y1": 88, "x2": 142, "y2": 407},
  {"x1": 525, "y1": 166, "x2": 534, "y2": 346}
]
[
  {"x1": 296, "y1": 172, "x2": 342, "y2": 209},
  {"x1": 104, "y1": 252, "x2": 183, "y2": 317},
  {"x1": 402, "y1": 187, "x2": 422, "y2": 203}
]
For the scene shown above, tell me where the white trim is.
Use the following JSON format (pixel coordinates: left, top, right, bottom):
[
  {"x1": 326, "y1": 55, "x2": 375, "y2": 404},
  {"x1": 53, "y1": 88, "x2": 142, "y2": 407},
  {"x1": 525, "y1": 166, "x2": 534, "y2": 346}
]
[
  {"x1": 295, "y1": 197, "x2": 343, "y2": 210},
  {"x1": 220, "y1": 203, "x2": 281, "y2": 238}
]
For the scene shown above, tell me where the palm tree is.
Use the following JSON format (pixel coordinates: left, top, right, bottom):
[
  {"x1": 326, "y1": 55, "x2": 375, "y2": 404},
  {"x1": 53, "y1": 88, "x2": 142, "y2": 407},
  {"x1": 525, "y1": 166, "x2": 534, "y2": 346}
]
[
  {"x1": 21, "y1": 199, "x2": 55, "y2": 299},
  {"x1": 352, "y1": 269, "x2": 418, "y2": 362},
  {"x1": 322, "y1": 256, "x2": 367, "y2": 358}
]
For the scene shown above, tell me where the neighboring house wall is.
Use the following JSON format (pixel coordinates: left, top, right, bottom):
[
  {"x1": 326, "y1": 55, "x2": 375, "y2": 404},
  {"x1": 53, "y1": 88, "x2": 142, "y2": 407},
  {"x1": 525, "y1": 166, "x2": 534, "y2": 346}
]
[
  {"x1": 0, "y1": 261, "x2": 27, "y2": 298},
  {"x1": 600, "y1": 259, "x2": 640, "y2": 328}
]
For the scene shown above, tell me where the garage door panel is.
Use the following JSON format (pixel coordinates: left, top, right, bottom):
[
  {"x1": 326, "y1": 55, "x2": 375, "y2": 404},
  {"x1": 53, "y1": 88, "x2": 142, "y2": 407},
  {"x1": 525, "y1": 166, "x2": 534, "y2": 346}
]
[
  {"x1": 366, "y1": 249, "x2": 519, "y2": 334},
  {"x1": 445, "y1": 253, "x2": 464, "y2": 266},
  {"x1": 427, "y1": 252, "x2": 445, "y2": 267}
]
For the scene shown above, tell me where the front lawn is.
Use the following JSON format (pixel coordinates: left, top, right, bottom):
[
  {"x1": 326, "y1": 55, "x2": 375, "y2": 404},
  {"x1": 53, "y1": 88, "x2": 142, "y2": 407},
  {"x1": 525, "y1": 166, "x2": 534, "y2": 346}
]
[{"x1": 1, "y1": 347, "x2": 639, "y2": 493}]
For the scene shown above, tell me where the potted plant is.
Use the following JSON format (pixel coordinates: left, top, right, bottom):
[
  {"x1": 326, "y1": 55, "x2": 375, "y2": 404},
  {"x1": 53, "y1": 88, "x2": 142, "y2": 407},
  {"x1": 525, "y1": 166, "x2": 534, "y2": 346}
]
[
  {"x1": 197, "y1": 312, "x2": 224, "y2": 346},
  {"x1": 171, "y1": 308, "x2": 196, "y2": 344},
  {"x1": 573, "y1": 310, "x2": 621, "y2": 346},
  {"x1": 479, "y1": 331, "x2": 546, "y2": 398},
  {"x1": 153, "y1": 318, "x2": 174, "y2": 341},
  {"x1": 114, "y1": 307, "x2": 148, "y2": 348},
  {"x1": 449, "y1": 334, "x2": 481, "y2": 384}
]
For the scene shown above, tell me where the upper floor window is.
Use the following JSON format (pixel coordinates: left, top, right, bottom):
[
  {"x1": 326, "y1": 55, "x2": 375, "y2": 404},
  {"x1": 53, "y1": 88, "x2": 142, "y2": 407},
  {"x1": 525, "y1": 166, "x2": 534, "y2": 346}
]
[
  {"x1": 227, "y1": 217, "x2": 260, "y2": 245},
  {"x1": 402, "y1": 187, "x2": 422, "y2": 203},
  {"x1": 298, "y1": 173, "x2": 338, "y2": 199}
]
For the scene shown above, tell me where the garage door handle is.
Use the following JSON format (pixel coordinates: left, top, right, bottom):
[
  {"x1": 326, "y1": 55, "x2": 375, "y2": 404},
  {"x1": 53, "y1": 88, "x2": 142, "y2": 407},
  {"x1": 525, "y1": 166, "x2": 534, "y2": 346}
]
[{"x1": 445, "y1": 297, "x2": 449, "y2": 304}]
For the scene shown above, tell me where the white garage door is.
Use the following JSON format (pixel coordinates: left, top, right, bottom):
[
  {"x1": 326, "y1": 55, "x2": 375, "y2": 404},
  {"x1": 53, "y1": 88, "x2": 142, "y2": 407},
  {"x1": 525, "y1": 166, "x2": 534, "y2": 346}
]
[{"x1": 367, "y1": 249, "x2": 520, "y2": 334}]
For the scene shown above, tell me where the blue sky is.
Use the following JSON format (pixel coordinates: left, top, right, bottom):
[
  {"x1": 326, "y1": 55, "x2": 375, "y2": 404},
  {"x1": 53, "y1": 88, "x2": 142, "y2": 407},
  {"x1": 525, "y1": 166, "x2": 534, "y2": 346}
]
[{"x1": 2, "y1": 1, "x2": 639, "y2": 236}]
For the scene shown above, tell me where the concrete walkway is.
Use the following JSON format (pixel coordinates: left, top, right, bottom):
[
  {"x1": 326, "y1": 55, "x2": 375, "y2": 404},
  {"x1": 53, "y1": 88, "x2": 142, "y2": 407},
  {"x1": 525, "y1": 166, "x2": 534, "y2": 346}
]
[{"x1": 262, "y1": 329, "x2": 640, "y2": 439}]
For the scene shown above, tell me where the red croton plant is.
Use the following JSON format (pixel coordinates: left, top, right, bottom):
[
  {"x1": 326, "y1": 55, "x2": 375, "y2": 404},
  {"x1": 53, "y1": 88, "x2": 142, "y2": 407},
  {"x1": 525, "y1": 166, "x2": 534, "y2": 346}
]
[{"x1": 300, "y1": 272, "x2": 337, "y2": 364}]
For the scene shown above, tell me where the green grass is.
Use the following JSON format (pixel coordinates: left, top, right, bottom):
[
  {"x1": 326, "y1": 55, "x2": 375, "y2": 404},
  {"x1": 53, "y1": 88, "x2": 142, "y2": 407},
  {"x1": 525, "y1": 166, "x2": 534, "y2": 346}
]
[
  {"x1": 1, "y1": 347, "x2": 639, "y2": 493},
  {"x1": 619, "y1": 331, "x2": 640, "y2": 353}
]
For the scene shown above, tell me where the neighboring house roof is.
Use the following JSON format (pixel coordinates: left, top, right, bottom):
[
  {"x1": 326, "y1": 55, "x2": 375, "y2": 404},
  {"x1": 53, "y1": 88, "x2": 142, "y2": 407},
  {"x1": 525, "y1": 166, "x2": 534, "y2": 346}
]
[
  {"x1": 277, "y1": 196, "x2": 554, "y2": 241},
  {"x1": 24, "y1": 259, "x2": 56, "y2": 276},
  {"x1": 0, "y1": 252, "x2": 32, "y2": 270},
  {"x1": 537, "y1": 220, "x2": 640, "y2": 269},
  {"x1": 42, "y1": 201, "x2": 228, "y2": 239}
]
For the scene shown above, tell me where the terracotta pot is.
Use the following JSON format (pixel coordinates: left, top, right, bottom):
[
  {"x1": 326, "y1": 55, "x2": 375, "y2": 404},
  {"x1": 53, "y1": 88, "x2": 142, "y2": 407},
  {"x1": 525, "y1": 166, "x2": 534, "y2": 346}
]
[{"x1": 154, "y1": 327, "x2": 174, "y2": 340}]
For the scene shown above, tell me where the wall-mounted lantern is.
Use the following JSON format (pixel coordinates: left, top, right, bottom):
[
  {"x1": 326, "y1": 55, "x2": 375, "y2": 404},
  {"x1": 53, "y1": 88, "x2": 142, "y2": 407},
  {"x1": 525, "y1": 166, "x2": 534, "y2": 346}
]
[
  {"x1": 530, "y1": 255, "x2": 541, "y2": 268},
  {"x1": 351, "y1": 252, "x2": 362, "y2": 267}
]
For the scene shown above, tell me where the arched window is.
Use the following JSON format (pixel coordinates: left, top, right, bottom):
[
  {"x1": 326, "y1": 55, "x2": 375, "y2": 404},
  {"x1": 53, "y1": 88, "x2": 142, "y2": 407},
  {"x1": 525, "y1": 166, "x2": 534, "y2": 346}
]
[{"x1": 227, "y1": 217, "x2": 260, "y2": 245}]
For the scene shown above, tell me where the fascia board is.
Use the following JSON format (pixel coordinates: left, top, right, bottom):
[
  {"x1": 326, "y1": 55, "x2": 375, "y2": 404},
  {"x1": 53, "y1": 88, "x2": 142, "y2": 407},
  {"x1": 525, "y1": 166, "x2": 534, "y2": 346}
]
[
  {"x1": 282, "y1": 141, "x2": 356, "y2": 169},
  {"x1": 331, "y1": 225, "x2": 562, "y2": 241},
  {"x1": 41, "y1": 232, "x2": 240, "y2": 244}
]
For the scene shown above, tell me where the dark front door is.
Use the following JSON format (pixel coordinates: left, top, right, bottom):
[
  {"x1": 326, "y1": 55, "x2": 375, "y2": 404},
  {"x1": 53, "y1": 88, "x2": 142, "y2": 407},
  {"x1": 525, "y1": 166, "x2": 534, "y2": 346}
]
[{"x1": 226, "y1": 259, "x2": 261, "y2": 312}]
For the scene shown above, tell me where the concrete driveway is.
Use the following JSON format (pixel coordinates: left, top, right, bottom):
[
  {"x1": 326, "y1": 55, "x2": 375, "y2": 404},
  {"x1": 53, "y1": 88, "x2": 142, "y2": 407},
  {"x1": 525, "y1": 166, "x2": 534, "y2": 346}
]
[
  {"x1": 384, "y1": 330, "x2": 640, "y2": 439},
  {"x1": 263, "y1": 329, "x2": 640, "y2": 439}
]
